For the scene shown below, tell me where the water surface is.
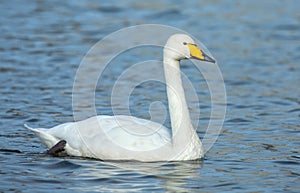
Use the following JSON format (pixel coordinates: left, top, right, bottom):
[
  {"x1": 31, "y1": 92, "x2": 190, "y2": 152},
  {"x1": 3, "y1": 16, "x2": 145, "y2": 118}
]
[{"x1": 1, "y1": 1, "x2": 299, "y2": 192}]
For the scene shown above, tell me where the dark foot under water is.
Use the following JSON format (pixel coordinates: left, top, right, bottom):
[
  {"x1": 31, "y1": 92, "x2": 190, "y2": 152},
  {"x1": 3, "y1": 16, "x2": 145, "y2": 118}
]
[{"x1": 45, "y1": 140, "x2": 67, "y2": 156}]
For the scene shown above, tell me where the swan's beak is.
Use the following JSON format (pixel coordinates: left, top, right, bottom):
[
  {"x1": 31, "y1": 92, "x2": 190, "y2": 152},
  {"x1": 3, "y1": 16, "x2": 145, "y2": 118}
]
[{"x1": 186, "y1": 43, "x2": 216, "y2": 63}]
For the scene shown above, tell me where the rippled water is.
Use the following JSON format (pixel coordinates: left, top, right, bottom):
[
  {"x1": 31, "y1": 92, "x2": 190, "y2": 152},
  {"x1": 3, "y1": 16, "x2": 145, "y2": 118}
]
[{"x1": 1, "y1": 1, "x2": 300, "y2": 192}]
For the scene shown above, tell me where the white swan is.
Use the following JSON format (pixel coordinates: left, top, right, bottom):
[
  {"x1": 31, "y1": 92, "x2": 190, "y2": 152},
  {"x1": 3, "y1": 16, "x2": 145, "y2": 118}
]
[{"x1": 25, "y1": 34, "x2": 215, "y2": 162}]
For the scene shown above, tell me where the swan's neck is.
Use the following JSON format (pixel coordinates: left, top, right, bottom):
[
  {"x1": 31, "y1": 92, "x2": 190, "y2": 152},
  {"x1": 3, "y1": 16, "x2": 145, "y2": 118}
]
[{"x1": 163, "y1": 56, "x2": 200, "y2": 148}]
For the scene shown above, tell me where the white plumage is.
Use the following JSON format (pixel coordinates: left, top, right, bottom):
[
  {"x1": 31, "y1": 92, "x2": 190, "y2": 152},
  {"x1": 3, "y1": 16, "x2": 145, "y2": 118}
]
[{"x1": 25, "y1": 34, "x2": 215, "y2": 162}]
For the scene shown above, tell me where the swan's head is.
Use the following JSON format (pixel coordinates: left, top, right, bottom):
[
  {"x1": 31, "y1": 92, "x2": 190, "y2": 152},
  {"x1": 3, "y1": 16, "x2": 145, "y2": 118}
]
[{"x1": 164, "y1": 34, "x2": 215, "y2": 63}]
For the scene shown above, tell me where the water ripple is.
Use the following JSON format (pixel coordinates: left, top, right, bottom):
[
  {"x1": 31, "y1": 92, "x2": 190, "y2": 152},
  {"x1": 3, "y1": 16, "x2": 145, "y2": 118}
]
[{"x1": 1, "y1": 0, "x2": 300, "y2": 192}]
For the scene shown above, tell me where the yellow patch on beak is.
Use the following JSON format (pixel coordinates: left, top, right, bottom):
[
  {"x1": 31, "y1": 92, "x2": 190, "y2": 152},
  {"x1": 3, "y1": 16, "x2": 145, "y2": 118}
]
[{"x1": 186, "y1": 43, "x2": 204, "y2": 60}]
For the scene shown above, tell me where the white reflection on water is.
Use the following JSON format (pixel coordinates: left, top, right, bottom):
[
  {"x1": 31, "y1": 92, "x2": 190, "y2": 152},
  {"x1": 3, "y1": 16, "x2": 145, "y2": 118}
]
[{"x1": 71, "y1": 159, "x2": 203, "y2": 192}]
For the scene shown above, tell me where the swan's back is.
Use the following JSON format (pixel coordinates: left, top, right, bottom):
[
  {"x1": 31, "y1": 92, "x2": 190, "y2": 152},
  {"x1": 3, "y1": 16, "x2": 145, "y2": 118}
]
[
  {"x1": 76, "y1": 115, "x2": 171, "y2": 151},
  {"x1": 26, "y1": 115, "x2": 172, "y2": 160}
]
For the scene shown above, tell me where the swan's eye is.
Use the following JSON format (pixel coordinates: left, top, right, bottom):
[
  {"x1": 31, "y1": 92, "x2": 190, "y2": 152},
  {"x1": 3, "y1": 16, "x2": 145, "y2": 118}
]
[{"x1": 183, "y1": 42, "x2": 198, "y2": 47}]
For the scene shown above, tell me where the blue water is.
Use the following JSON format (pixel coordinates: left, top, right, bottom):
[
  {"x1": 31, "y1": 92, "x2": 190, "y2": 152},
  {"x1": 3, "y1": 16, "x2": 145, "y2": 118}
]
[{"x1": 1, "y1": 1, "x2": 300, "y2": 192}]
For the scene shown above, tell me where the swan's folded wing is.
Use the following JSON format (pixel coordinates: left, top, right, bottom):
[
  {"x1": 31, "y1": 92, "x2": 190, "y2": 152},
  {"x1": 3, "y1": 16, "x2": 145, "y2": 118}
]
[{"x1": 74, "y1": 115, "x2": 172, "y2": 159}]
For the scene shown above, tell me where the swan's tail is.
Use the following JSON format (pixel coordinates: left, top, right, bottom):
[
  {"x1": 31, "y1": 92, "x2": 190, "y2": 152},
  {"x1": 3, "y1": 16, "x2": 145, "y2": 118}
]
[
  {"x1": 24, "y1": 124, "x2": 82, "y2": 157},
  {"x1": 24, "y1": 124, "x2": 59, "y2": 148},
  {"x1": 24, "y1": 124, "x2": 38, "y2": 132}
]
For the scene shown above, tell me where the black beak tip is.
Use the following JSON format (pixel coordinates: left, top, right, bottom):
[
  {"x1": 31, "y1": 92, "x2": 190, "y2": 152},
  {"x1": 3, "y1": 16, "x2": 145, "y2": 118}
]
[{"x1": 203, "y1": 54, "x2": 216, "y2": 63}]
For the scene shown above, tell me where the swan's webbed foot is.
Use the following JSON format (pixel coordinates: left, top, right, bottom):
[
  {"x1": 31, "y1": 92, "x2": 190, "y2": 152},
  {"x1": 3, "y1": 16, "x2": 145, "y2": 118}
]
[{"x1": 45, "y1": 140, "x2": 67, "y2": 156}]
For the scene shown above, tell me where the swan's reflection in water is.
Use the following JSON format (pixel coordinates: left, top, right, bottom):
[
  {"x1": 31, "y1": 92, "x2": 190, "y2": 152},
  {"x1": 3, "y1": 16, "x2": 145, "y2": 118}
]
[{"x1": 71, "y1": 158, "x2": 203, "y2": 192}]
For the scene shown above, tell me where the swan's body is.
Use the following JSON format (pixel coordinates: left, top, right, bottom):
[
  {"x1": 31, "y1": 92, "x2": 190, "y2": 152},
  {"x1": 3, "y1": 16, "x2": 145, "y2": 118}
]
[{"x1": 26, "y1": 34, "x2": 215, "y2": 162}]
